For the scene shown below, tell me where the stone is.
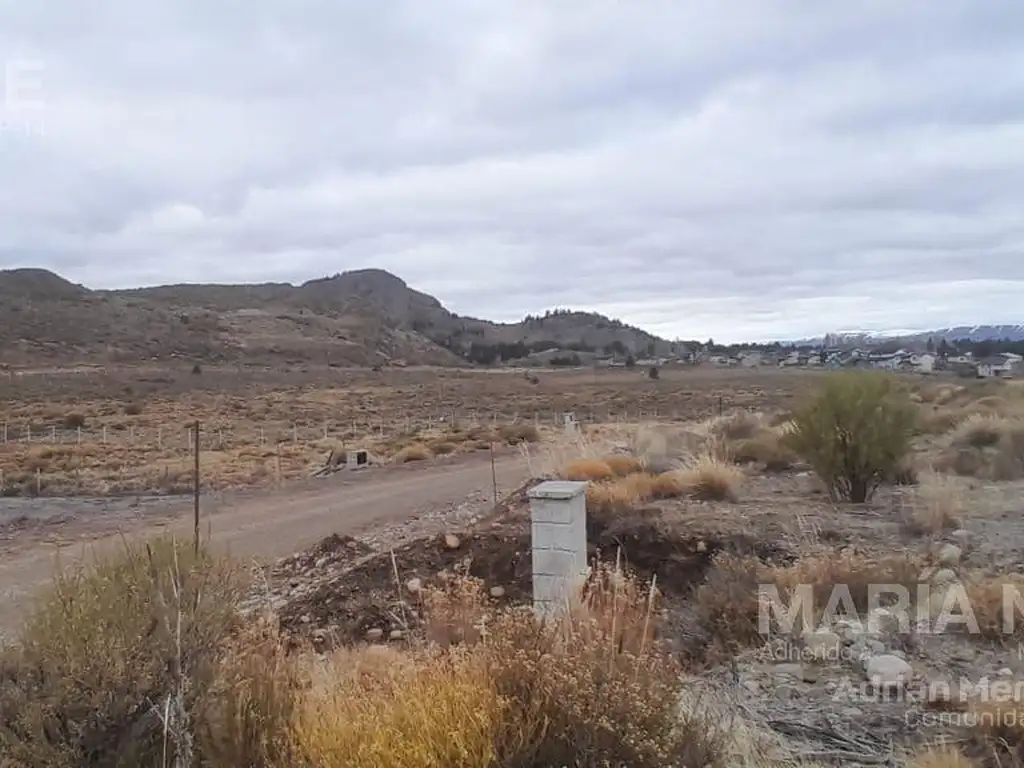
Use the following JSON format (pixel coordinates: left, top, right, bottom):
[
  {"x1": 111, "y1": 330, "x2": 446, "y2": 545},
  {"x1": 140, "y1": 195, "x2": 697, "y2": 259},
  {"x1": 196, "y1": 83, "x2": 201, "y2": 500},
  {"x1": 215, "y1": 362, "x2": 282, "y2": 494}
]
[
  {"x1": 365, "y1": 628, "x2": 384, "y2": 641},
  {"x1": 950, "y1": 529, "x2": 971, "y2": 549},
  {"x1": 999, "y1": 667, "x2": 1014, "y2": 677},
  {"x1": 743, "y1": 680, "x2": 761, "y2": 695},
  {"x1": 951, "y1": 647, "x2": 976, "y2": 663},
  {"x1": 300, "y1": 614, "x2": 312, "y2": 624},
  {"x1": 444, "y1": 533, "x2": 461, "y2": 550},
  {"x1": 489, "y1": 586, "x2": 506, "y2": 598},
  {"x1": 867, "y1": 607, "x2": 903, "y2": 637},
  {"x1": 802, "y1": 630, "x2": 842, "y2": 661},
  {"x1": 406, "y1": 577, "x2": 423, "y2": 594},
  {"x1": 834, "y1": 618, "x2": 866, "y2": 644},
  {"x1": 938, "y1": 543, "x2": 962, "y2": 568},
  {"x1": 773, "y1": 663, "x2": 804, "y2": 680},
  {"x1": 389, "y1": 629, "x2": 405, "y2": 640},
  {"x1": 865, "y1": 654, "x2": 913, "y2": 690},
  {"x1": 866, "y1": 639, "x2": 887, "y2": 655},
  {"x1": 932, "y1": 568, "x2": 958, "y2": 586}
]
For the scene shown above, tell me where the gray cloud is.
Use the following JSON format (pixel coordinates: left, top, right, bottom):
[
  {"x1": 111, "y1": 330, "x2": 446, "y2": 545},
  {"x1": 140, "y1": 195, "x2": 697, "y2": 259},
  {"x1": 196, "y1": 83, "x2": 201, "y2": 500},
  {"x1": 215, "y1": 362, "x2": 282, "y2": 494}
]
[{"x1": 1, "y1": 0, "x2": 1023, "y2": 341}]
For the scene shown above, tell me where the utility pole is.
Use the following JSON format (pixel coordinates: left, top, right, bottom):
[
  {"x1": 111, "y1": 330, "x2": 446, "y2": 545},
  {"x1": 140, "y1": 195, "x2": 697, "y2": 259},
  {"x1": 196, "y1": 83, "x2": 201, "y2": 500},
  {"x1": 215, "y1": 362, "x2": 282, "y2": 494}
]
[{"x1": 193, "y1": 420, "x2": 201, "y2": 554}]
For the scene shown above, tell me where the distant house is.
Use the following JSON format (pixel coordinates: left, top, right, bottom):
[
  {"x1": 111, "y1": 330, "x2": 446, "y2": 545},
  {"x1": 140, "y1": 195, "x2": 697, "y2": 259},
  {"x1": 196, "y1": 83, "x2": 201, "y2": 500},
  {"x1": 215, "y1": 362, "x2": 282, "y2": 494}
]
[
  {"x1": 910, "y1": 352, "x2": 936, "y2": 374},
  {"x1": 977, "y1": 354, "x2": 1017, "y2": 379},
  {"x1": 738, "y1": 350, "x2": 763, "y2": 367}
]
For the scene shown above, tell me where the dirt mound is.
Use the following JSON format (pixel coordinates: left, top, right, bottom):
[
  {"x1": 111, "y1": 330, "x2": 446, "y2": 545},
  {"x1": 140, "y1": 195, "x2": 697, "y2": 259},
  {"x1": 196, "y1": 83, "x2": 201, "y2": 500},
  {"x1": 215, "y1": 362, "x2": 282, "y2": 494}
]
[
  {"x1": 270, "y1": 503, "x2": 797, "y2": 651},
  {"x1": 276, "y1": 528, "x2": 532, "y2": 648}
]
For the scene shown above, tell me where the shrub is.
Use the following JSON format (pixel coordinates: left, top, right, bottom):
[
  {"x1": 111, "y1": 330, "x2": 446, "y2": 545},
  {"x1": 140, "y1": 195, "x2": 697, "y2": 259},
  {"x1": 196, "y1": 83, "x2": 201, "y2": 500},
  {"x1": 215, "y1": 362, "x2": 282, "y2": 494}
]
[
  {"x1": 393, "y1": 443, "x2": 433, "y2": 463},
  {"x1": 124, "y1": 402, "x2": 143, "y2": 416},
  {"x1": 427, "y1": 440, "x2": 458, "y2": 455},
  {"x1": 603, "y1": 455, "x2": 644, "y2": 477},
  {"x1": 61, "y1": 413, "x2": 86, "y2": 429},
  {"x1": 785, "y1": 372, "x2": 917, "y2": 503},
  {"x1": 710, "y1": 411, "x2": 762, "y2": 441},
  {"x1": 730, "y1": 428, "x2": 796, "y2": 471},
  {"x1": 672, "y1": 454, "x2": 743, "y2": 502},
  {"x1": 498, "y1": 424, "x2": 540, "y2": 445},
  {"x1": 563, "y1": 459, "x2": 615, "y2": 481},
  {"x1": 0, "y1": 538, "x2": 255, "y2": 767},
  {"x1": 953, "y1": 413, "x2": 1004, "y2": 448},
  {"x1": 647, "y1": 366, "x2": 659, "y2": 379}
]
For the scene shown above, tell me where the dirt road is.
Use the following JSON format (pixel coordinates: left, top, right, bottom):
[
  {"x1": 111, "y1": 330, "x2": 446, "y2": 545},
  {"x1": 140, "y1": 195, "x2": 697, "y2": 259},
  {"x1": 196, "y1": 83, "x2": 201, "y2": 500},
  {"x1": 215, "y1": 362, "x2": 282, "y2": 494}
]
[{"x1": 0, "y1": 451, "x2": 530, "y2": 639}]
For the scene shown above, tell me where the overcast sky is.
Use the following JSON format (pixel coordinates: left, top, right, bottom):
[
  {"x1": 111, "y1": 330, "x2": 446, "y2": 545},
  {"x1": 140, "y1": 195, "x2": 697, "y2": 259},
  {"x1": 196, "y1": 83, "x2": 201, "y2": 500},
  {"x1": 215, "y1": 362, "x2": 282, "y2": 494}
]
[{"x1": 1, "y1": 1, "x2": 1022, "y2": 342}]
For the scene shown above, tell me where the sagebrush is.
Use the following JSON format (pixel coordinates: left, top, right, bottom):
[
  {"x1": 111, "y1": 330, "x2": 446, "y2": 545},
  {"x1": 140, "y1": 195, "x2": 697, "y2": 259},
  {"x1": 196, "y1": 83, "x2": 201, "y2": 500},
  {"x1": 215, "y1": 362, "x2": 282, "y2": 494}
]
[{"x1": 785, "y1": 372, "x2": 917, "y2": 503}]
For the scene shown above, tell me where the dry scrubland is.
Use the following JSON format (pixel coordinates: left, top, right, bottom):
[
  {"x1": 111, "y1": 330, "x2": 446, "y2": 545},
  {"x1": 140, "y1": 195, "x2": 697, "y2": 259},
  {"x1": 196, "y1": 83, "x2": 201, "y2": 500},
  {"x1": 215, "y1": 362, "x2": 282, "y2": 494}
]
[
  {"x1": 6, "y1": 369, "x2": 1024, "y2": 765},
  {"x1": 0, "y1": 365, "x2": 806, "y2": 496}
]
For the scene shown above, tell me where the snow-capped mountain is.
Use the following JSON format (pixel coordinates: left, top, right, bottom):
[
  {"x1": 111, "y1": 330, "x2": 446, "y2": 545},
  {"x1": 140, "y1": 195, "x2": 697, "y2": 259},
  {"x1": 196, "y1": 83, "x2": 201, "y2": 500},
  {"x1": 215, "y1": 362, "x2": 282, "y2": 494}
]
[{"x1": 790, "y1": 325, "x2": 1024, "y2": 346}]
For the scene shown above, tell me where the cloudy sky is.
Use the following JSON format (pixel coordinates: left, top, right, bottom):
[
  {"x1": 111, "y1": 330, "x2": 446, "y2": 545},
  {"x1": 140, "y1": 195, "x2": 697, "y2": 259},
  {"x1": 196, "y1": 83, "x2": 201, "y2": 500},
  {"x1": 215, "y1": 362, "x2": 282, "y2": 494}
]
[{"x1": 1, "y1": 1, "x2": 1022, "y2": 342}]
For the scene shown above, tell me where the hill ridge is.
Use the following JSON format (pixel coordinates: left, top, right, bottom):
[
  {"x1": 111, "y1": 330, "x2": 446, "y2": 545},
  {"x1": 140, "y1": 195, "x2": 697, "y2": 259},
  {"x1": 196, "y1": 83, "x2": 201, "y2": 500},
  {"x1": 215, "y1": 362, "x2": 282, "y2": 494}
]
[{"x1": 0, "y1": 267, "x2": 671, "y2": 366}]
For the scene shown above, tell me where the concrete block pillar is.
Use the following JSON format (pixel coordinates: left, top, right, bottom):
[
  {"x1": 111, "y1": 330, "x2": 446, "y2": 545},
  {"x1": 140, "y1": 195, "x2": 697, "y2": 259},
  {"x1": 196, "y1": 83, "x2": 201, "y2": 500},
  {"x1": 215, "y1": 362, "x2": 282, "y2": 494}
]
[
  {"x1": 528, "y1": 480, "x2": 589, "y2": 617},
  {"x1": 562, "y1": 411, "x2": 580, "y2": 436}
]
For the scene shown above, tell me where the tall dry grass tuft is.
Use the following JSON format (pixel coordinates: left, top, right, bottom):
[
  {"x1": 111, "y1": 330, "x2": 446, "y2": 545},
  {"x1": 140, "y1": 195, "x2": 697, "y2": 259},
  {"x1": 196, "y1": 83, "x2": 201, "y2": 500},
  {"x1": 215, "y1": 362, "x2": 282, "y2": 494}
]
[
  {"x1": 290, "y1": 647, "x2": 503, "y2": 768},
  {"x1": 901, "y1": 470, "x2": 963, "y2": 535},
  {"x1": 672, "y1": 452, "x2": 744, "y2": 502},
  {"x1": 562, "y1": 458, "x2": 615, "y2": 481},
  {"x1": 522, "y1": 429, "x2": 626, "y2": 479},
  {"x1": 954, "y1": 413, "x2": 1006, "y2": 449},
  {"x1": 197, "y1": 615, "x2": 303, "y2": 767}
]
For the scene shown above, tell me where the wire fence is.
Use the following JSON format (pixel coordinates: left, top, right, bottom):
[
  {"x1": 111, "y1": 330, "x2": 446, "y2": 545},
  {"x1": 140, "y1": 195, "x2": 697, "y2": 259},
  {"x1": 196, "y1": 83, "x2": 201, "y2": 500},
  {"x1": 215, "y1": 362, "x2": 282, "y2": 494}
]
[{"x1": 0, "y1": 404, "x2": 718, "y2": 451}]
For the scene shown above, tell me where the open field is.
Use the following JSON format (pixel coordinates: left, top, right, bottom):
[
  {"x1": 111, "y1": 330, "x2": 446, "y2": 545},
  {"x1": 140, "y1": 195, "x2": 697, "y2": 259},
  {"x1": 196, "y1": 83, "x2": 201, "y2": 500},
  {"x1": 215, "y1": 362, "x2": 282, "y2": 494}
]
[
  {"x1": 0, "y1": 365, "x2": 817, "y2": 497},
  {"x1": 5, "y1": 368, "x2": 1024, "y2": 765}
]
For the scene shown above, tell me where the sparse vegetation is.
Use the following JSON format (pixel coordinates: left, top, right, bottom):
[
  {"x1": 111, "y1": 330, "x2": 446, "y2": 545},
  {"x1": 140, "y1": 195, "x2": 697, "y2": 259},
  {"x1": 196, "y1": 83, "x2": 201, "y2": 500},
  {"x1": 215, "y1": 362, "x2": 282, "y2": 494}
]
[
  {"x1": 785, "y1": 372, "x2": 917, "y2": 502},
  {"x1": 0, "y1": 538, "x2": 259, "y2": 767},
  {"x1": 393, "y1": 443, "x2": 433, "y2": 463}
]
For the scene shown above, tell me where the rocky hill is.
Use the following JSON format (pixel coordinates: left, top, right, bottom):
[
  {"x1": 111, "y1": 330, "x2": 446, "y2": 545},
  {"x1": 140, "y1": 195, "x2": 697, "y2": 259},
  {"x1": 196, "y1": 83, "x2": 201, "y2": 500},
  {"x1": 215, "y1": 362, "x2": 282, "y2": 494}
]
[{"x1": 0, "y1": 267, "x2": 670, "y2": 367}]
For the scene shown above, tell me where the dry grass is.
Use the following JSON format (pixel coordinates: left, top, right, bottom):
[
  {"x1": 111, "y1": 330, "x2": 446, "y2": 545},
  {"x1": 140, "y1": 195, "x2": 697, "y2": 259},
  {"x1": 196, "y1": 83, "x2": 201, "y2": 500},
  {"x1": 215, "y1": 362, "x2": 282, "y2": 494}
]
[
  {"x1": 962, "y1": 572, "x2": 1024, "y2": 644},
  {"x1": 954, "y1": 414, "x2": 1007, "y2": 449},
  {"x1": 0, "y1": 537, "x2": 264, "y2": 767},
  {"x1": 730, "y1": 428, "x2": 798, "y2": 472},
  {"x1": 709, "y1": 410, "x2": 764, "y2": 441},
  {"x1": 562, "y1": 458, "x2": 615, "y2": 481},
  {"x1": 691, "y1": 548, "x2": 924, "y2": 658},
  {"x1": 938, "y1": 416, "x2": 1024, "y2": 481},
  {"x1": 1, "y1": 366, "x2": 817, "y2": 495},
  {"x1": 604, "y1": 454, "x2": 644, "y2": 476},
  {"x1": 911, "y1": 746, "x2": 980, "y2": 767},
  {"x1": 672, "y1": 453, "x2": 744, "y2": 502},
  {"x1": 291, "y1": 647, "x2": 503, "y2": 768},
  {"x1": 965, "y1": 696, "x2": 1024, "y2": 766},
  {"x1": 393, "y1": 442, "x2": 434, "y2": 464},
  {"x1": 900, "y1": 470, "x2": 964, "y2": 535},
  {"x1": 919, "y1": 406, "x2": 966, "y2": 435},
  {"x1": 290, "y1": 569, "x2": 728, "y2": 768}
]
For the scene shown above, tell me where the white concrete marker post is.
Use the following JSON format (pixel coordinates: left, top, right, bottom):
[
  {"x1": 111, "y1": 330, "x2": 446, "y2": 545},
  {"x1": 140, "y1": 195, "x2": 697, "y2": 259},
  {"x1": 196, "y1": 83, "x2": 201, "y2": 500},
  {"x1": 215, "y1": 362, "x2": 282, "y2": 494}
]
[{"x1": 528, "y1": 480, "x2": 589, "y2": 618}]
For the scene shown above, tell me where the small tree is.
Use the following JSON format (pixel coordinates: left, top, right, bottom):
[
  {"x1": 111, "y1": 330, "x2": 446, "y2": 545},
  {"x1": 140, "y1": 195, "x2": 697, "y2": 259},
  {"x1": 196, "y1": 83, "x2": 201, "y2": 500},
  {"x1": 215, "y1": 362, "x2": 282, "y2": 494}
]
[{"x1": 785, "y1": 372, "x2": 917, "y2": 503}]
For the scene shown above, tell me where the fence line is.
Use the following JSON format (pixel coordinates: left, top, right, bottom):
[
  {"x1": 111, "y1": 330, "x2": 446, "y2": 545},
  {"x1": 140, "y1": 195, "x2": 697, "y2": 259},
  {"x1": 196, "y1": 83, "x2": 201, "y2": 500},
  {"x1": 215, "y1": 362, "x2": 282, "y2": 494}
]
[{"x1": 0, "y1": 405, "x2": 723, "y2": 451}]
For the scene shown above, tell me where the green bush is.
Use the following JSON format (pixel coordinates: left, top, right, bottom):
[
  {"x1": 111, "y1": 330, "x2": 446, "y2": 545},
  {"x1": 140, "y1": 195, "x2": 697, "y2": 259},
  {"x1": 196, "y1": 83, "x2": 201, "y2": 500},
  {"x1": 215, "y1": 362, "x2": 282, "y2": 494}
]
[
  {"x1": 784, "y1": 372, "x2": 917, "y2": 503},
  {"x1": 0, "y1": 537, "x2": 289, "y2": 767}
]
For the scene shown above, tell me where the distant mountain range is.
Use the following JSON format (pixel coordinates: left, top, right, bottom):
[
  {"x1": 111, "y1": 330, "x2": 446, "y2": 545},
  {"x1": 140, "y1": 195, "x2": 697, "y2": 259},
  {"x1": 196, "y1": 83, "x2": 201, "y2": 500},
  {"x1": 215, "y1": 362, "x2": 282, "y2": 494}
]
[{"x1": 792, "y1": 325, "x2": 1024, "y2": 347}]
